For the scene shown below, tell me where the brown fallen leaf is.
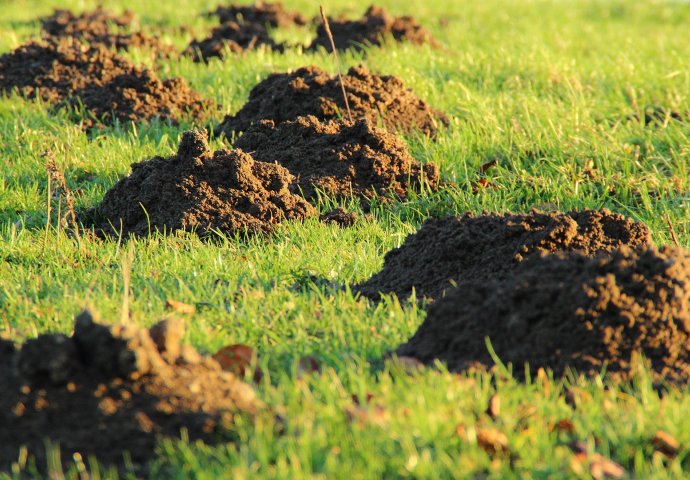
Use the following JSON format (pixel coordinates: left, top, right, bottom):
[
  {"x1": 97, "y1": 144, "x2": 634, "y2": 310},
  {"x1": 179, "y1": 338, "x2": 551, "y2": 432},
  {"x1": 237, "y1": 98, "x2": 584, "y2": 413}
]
[
  {"x1": 486, "y1": 394, "x2": 500, "y2": 419},
  {"x1": 589, "y1": 453, "x2": 625, "y2": 479},
  {"x1": 652, "y1": 430, "x2": 680, "y2": 458},
  {"x1": 476, "y1": 428, "x2": 509, "y2": 456},
  {"x1": 165, "y1": 299, "x2": 196, "y2": 315},
  {"x1": 552, "y1": 418, "x2": 575, "y2": 434},
  {"x1": 213, "y1": 344, "x2": 262, "y2": 382},
  {"x1": 480, "y1": 159, "x2": 498, "y2": 173}
]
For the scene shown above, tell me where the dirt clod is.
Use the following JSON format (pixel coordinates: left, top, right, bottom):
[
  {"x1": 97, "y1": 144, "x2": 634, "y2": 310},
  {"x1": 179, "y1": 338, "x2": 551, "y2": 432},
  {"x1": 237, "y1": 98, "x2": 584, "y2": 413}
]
[
  {"x1": 309, "y1": 5, "x2": 438, "y2": 51},
  {"x1": 0, "y1": 310, "x2": 260, "y2": 474},
  {"x1": 209, "y1": 2, "x2": 307, "y2": 27},
  {"x1": 357, "y1": 209, "x2": 651, "y2": 302},
  {"x1": 234, "y1": 115, "x2": 439, "y2": 201},
  {"x1": 90, "y1": 129, "x2": 315, "y2": 238},
  {"x1": 320, "y1": 208, "x2": 358, "y2": 227},
  {"x1": 185, "y1": 21, "x2": 284, "y2": 61},
  {"x1": 215, "y1": 65, "x2": 448, "y2": 137},
  {"x1": 397, "y1": 245, "x2": 690, "y2": 384}
]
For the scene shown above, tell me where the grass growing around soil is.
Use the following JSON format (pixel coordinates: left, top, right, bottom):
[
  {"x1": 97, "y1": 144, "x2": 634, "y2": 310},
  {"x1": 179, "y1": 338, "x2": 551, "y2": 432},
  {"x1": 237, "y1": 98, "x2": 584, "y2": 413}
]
[{"x1": 1, "y1": 0, "x2": 690, "y2": 477}]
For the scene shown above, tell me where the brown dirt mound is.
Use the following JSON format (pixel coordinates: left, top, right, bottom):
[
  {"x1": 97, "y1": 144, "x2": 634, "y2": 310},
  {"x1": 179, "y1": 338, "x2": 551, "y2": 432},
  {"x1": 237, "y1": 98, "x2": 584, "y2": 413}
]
[
  {"x1": 91, "y1": 130, "x2": 315, "y2": 238},
  {"x1": 308, "y1": 5, "x2": 438, "y2": 51},
  {"x1": 0, "y1": 310, "x2": 260, "y2": 474},
  {"x1": 233, "y1": 115, "x2": 439, "y2": 201},
  {"x1": 356, "y1": 209, "x2": 651, "y2": 302},
  {"x1": 214, "y1": 65, "x2": 448, "y2": 137},
  {"x1": 397, "y1": 245, "x2": 690, "y2": 384},
  {"x1": 185, "y1": 21, "x2": 284, "y2": 62},
  {"x1": 209, "y1": 1, "x2": 307, "y2": 27},
  {"x1": 0, "y1": 40, "x2": 210, "y2": 128},
  {"x1": 40, "y1": 7, "x2": 175, "y2": 57}
]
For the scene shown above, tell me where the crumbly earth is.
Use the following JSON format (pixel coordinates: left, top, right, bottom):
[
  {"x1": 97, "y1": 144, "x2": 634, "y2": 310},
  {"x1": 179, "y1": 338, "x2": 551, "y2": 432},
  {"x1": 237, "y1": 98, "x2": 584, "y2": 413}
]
[
  {"x1": 215, "y1": 65, "x2": 448, "y2": 137},
  {"x1": 356, "y1": 209, "x2": 651, "y2": 302},
  {"x1": 209, "y1": 1, "x2": 307, "y2": 27},
  {"x1": 185, "y1": 21, "x2": 284, "y2": 62},
  {"x1": 0, "y1": 40, "x2": 211, "y2": 128},
  {"x1": 397, "y1": 246, "x2": 690, "y2": 384},
  {"x1": 320, "y1": 208, "x2": 358, "y2": 227},
  {"x1": 0, "y1": 311, "x2": 260, "y2": 474},
  {"x1": 91, "y1": 130, "x2": 315, "y2": 238},
  {"x1": 308, "y1": 5, "x2": 438, "y2": 51},
  {"x1": 234, "y1": 115, "x2": 439, "y2": 201}
]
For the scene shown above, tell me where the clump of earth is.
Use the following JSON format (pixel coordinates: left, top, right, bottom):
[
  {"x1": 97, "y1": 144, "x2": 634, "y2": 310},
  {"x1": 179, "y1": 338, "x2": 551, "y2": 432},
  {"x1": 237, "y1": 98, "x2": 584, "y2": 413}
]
[
  {"x1": 0, "y1": 40, "x2": 211, "y2": 128},
  {"x1": 185, "y1": 21, "x2": 284, "y2": 62},
  {"x1": 0, "y1": 310, "x2": 260, "y2": 474},
  {"x1": 234, "y1": 115, "x2": 439, "y2": 201},
  {"x1": 215, "y1": 65, "x2": 448, "y2": 137},
  {"x1": 308, "y1": 5, "x2": 438, "y2": 51},
  {"x1": 90, "y1": 130, "x2": 315, "y2": 238},
  {"x1": 320, "y1": 208, "x2": 358, "y2": 227},
  {"x1": 397, "y1": 245, "x2": 690, "y2": 384},
  {"x1": 208, "y1": 1, "x2": 307, "y2": 27},
  {"x1": 356, "y1": 209, "x2": 651, "y2": 302}
]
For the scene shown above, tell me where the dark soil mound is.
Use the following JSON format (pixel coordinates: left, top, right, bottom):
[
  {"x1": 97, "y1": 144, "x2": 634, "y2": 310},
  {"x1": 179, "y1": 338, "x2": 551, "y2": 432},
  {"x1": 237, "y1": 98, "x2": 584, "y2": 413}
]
[
  {"x1": 185, "y1": 21, "x2": 284, "y2": 61},
  {"x1": 234, "y1": 115, "x2": 439, "y2": 201},
  {"x1": 215, "y1": 65, "x2": 448, "y2": 137},
  {"x1": 357, "y1": 209, "x2": 651, "y2": 302},
  {"x1": 320, "y1": 208, "x2": 358, "y2": 227},
  {"x1": 0, "y1": 40, "x2": 210, "y2": 128},
  {"x1": 0, "y1": 311, "x2": 260, "y2": 474},
  {"x1": 397, "y1": 246, "x2": 690, "y2": 384},
  {"x1": 91, "y1": 130, "x2": 315, "y2": 237},
  {"x1": 308, "y1": 5, "x2": 438, "y2": 51},
  {"x1": 209, "y1": 1, "x2": 307, "y2": 27}
]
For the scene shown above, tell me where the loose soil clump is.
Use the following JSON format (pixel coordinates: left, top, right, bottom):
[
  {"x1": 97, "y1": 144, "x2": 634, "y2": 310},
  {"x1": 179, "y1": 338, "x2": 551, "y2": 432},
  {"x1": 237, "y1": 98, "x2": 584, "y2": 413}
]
[
  {"x1": 185, "y1": 21, "x2": 284, "y2": 62},
  {"x1": 0, "y1": 310, "x2": 260, "y2": 474},
  {"x1": 397, "y1": 245, "x2": 690, "y2": 384},
  {"x1": 0, "y1": 40, "x2": 211, "y2": 128},
  {"x1": 215, "y1": 65, "x2": 448, "y2": 137},
  {"x1": 209, "y1": 1, "x2": 307, "y2": 27},
  {"x1": 308, "y1": 5, "x2": 438, "y2": 51},
  {"x1": 320, "y1": 208, "x2": 358, "y2": 227},
  {"x1": 91, "y1": 130, "x2": 315, "y2": 237},
  {"x1": 357, "y1": 209, "x2": 651, "y2": 302},
  {"x1": 234, "y1": 115, "x2": 439, "y2": 201}
]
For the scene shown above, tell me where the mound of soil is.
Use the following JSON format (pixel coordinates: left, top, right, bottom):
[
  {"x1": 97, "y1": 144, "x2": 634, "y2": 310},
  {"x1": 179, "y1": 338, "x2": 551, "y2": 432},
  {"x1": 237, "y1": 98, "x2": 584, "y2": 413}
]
[
  {"x1": 0, "y1": 40, "x2": 210, "y2": 128},
  {"x1": 397, "y1": 246, "x2": 690, "y2": 384},
  {"x1": 91, "y1": 130, "x2": 315, "y2": 237},
  {"x1": 0, "y1": 311, "x2": 260, "y2": 474},
  {"x1": 209, "y1": 1, "x2": 307, "y2": 27},
  {"x1": 215, "y1": 65, "x2": 448, "y2": 137},
  {"x1": 234, "y1": 115, "x2": 439, "y2": 201},
  {"x1": 357, "y1": 209, "x2": 651, "y2": 302},
  {"x1": 185, "y1": 21, "x2": 284, "y2": 61},
  {"x1": 308, "y1": 5, "x2": 438, "y2": 51},
  {"x1": 41, "y1": 7, "x2": 175, "y2": 57}
]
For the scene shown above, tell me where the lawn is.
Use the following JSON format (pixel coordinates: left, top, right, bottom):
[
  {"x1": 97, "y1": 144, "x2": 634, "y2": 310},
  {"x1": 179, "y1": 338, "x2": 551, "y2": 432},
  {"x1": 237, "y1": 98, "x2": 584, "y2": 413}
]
[{"x1": 1, "y1": 0, "x2": 690, "y2": 477}]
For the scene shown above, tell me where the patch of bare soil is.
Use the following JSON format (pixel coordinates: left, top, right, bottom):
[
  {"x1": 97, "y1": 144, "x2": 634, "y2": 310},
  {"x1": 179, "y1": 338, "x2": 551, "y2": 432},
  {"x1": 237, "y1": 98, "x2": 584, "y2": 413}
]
[
  {"x1": 356, "y1": 209, "x2": 651, "y2": 302},
  {"x1": 90, "y1": 130, "x2": 315, "y2": 238},
  {"x1": 234, "y1": 115, "x2": 439, "y2": 202},
  {"x1": 308, "y1": 5, "x2": 438, "y2": 51},
  {"x1": 0, "y1": 39, "x2": 211, "y2": 128},
  {"x1": 215, "y1": 65, "x2": 448, "y2": 137},
  {"x1": 397, "y1": 245, "x2": 690, "y2": 384},
  {"x1": 40, "y1": 7, "x2": 175, "y2": 57},
  {"x1": 0, "y1": 311, "x2": 260, "y2": 474},
  {"x1": 185, "y1": 21, "x2": 284, "y2": 62},
  {"x1": 209, "y1": 1, "x2": 307, "y2": 27}
]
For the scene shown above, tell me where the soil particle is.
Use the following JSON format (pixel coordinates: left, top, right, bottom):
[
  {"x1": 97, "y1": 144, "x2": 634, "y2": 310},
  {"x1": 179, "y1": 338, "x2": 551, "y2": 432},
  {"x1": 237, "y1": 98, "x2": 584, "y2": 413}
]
[
  {"x1": 356, "y1": 209, "x2": 651, "y2": 302},
  {"x1": 233, "y1": 115, "x2": 439, "y2": 201},
  {"x1": 0, "y1": 310, "x2": 260, "y2": 474},
  {"x1": 185, "y1": 21, "x2": 284, "y2": 62},
  {"x1": 215, "y1": 65, "x2": 448, "y2": 137},
  {"x1": 209, "y1": 1, "x2": 307, "y2": 27},
  {"x1": 320, "y1": 208, "x2": 358, "y2": 227},
  {"x1": 396, "y1": 245, "x2": 690, "y2": 384},
  {"x1": 91, "y1": 130, "x2": 315, "y2": 238},
  {"x1": 308, "y1": 5, "x2": 438, "y2": 51},
  {"x1": 0, "y1": 39, "x2": 211, "y2": 128}
]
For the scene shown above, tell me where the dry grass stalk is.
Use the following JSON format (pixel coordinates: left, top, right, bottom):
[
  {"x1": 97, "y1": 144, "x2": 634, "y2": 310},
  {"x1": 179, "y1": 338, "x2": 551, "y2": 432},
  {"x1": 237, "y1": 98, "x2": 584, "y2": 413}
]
[{"x1": 319, "y1": 6, "x2": 352, "y2": 123}]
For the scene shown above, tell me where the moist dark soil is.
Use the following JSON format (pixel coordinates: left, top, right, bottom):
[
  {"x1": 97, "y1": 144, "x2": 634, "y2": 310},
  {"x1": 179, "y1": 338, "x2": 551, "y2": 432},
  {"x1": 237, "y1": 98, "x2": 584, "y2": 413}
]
[
  {"x1": 215, "y1": 65, "x2": 448, "y2": 137},
  {"x1": 397, "y1": 245, "x2": 690, "y2": 384},
  {"x1": 185, "y1": 21, "x2": 284, "y2": 62},
  {"x1": 209, "y1": 1, "x2": 307, "y2": 27},
  {"x1": 41, "y1": 7, "x2": 175, "y2": 57},
  {"x1": 308, "y1": 5, "x2": 438, "y2": 51},
  {"x1": 0, "y1": 40, "x2": 211, "y2": 128},
  {"x1": 356, "y1": 209, "x2": 651, "y2": 302},
  {"x1": 234, "y1": 115, "x2": 439, "y2": 202},
  {"x1": 90, "y1": 130, "x2": 315, "y2": 238},
  {"x1": 320, "y1": 208, "x2": 358, "y2": 227},
  {"x1": 0, "y1": 311, "x2": 260, "y2": 474}
]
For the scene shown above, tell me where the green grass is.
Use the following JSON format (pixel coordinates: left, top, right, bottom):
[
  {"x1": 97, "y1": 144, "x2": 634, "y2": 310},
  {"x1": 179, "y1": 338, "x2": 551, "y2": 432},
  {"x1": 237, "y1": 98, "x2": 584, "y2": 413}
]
[{"x1": 1, "y1": 0, "x2": 690, "y2": 477}]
